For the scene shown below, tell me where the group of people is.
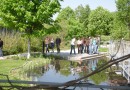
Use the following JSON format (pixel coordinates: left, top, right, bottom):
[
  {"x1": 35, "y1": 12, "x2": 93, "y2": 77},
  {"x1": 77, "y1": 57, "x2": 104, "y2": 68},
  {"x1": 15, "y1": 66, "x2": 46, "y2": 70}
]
[
  {"x1": 0, "y1": 36, "x2": 100, "y2": 58},
  {"x1": 70, "y1": 36, "x2": 100, "y2": 55},
  {"x1": 43, "y1": 37, "x2": 61, "y2": 54},
  {"x1": 43, "y1": 36, "x2": 100, "y2": 55}
]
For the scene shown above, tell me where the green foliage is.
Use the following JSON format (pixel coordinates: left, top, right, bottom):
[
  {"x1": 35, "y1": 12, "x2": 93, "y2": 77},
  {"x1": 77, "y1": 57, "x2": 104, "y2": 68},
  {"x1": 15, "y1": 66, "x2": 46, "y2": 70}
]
[
  {"x1": 101, "y1": 35, "x2": 110, "y2": 41},
  {"x1": 116, "y1": 0, "x2": 130, "y2": 24},
  {"x1": 0, "y1": 0, "x2": 62, "y2": 58},
  {"x1": 0, "y1": 0, "x2": 62, "y2": 36},
  {"x1": 88, "y1": 7, "x2": 114, "y2": 36},
  {"x1": 58, "y1": 6, "x2": 91, "y2": 40},
  {"x1": 57, "y1": 6, "x2": 75, "y2": 21},
  {"x1": 0, "y1": 30, "x2": 26, "y2": 55},
  {"x1": 90, "y1": 70, "x2": 108, "y2": 84},
  {"x1": 110, "y1": 13, "x2": 128, "y2": 40},
  {"x1": 56, "y1": 7, "x2": 76, "y2": 38},
  {"x1": 66, "y1": 18, "x2": 85, "y2": 39},
  {"x1": 90, "y1": 59, "x2": 108, "y2": 84},
  {"x1": 75, "y1": 5, "x2": 90, "y2": 22},
  {"x1": 0, "y1": 30, "x2": 42, "y2": 55},
  {"x1": 59, "y1": 60, "x2": 71, "y2": 76},
  {"x1": 116, "y1": 0, "x2": 130, "y2": 39},
  {"x1": 75, "y1": 5, "x2": 90, "y2": 29}
]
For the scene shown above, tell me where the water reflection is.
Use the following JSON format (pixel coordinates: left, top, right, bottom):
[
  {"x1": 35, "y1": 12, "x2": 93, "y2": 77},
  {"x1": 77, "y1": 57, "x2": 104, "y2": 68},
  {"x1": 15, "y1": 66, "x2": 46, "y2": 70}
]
[
  {"x1": 25, "y1": 57, "x2": 108, "y2": 87},
  {"x1": 55, "y1": 60, "x2": 60, "y2": 73},
  {"x1": 88, "y1": 59, "x2": 98, "y2": 71}
]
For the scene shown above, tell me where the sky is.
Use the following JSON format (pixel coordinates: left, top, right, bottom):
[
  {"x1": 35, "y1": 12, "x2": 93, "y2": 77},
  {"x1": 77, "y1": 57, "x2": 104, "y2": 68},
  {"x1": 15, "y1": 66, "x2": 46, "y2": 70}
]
[
  {"x1": 60, "y1": 0, "x2": 117, "y2": 12},
  {"x1": 53, "y1": 0, "x2": 117, "y2": 19}
]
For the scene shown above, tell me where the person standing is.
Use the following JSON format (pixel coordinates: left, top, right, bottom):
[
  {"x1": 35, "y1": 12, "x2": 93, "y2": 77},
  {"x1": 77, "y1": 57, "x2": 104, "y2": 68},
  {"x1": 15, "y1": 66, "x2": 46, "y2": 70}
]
[
  {"x1": 77, "y1": 38, "x2": 81, "y2": 54},
  {"x1": 42, "y1": 38, "x2": 45, "y2": 54},
  {"x1": 92, "y1": 37, "x2": 97, "y2": 54},
  {"x1": 55, "y1": 37, "x2": 61, "y2": 53},
  {"x1": 83, "y1": 38, "x2": 87, "y2": 53},
  {"x1": 0, "y1": 38, "x2": 3, "y2": 57},
  {"x1": 86, "y1": 37, "x2": 90, "y2": 54},
  {"x1": 89, "y1": 37, "x2": 93, "y2": 55},
  {"x1": 50, "y1": 37, "x2": 55, "y2": 53},
  {"x1": 70, "y1": 37, "x2": 76, "y2": 55},
  {"x1": 96, "y1": 36, "x2": 100, "y2": 54},
  {"x1": 45, "y1": 37, "x2": 50, "y2": 53}
]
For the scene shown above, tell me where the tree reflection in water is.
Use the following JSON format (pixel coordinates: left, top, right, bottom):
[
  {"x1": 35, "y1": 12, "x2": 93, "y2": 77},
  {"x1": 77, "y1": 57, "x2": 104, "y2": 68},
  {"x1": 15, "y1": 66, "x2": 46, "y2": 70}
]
[
  {"x1": 22, "y1": 58, "x2": 108, "y2": 85},
  {"x1": 89, "y1": 59, "x2": 108, "y2": 84},
  {"x1": 55, "y1": 60, "x2": 60, "y2": 73}
]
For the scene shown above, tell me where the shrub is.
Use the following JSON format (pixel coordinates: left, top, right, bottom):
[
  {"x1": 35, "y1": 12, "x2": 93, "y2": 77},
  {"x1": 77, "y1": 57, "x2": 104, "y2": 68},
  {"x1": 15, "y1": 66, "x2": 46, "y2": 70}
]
[{"x1": 0, "y1": 29, "x2": 42, "y2": 55}]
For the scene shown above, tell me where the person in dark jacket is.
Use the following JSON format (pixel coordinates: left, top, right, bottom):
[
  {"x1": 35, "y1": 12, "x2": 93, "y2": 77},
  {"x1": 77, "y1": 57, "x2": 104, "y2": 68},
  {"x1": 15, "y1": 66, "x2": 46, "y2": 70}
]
[
  {"x1": 0, "y1": 38, "x2": 3, "y2": 57},
  {"x1": 42, "y1": 38, "x2": 45, "y2": 54},
  {"x1": 55, "y1": 37, "x2": 61, "y2": 53}
]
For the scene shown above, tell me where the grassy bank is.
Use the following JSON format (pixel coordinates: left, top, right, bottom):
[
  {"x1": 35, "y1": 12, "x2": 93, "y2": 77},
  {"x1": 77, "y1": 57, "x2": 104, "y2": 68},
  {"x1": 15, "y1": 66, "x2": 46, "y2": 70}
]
[
  {"x1": 0, "y1": 56, "x2": 51, "y2": 80},
  {"x1": 0, "y1": 59, "x2": 26, "y2": 78},
  {"x1": 99, "y1": 47, "x2": 108, "y2": 52}
]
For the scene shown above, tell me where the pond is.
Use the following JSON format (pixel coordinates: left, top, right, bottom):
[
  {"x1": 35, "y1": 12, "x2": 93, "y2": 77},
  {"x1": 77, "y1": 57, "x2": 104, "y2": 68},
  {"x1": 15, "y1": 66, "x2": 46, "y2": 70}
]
[{"x1": 25, "y1": 57, "x2": 110, "y2": 90}]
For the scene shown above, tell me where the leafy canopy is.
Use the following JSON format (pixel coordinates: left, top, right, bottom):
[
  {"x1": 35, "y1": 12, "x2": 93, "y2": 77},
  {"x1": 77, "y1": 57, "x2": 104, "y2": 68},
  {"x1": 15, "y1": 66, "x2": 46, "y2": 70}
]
[
  {"x1": 88, "y1": 7, "x2": 113, "y2": 36},
  {"x1": 56, "y1": 6, "x2": 75, "y2": 21},
  {"x1": 75, "y1": 5, "x2": 91, "y2": 36},
  {"x1": 0, "y1": 0, "x2": 62, "y2": 36},
  {"x1": 116, "y1": 0, "x2": 130, "y2": 25},
  {"x1": 75, "y1": 5, "x2": 90, "y2": 25},
  {"x1": 110, "y1": 12, "x2": 128, "y2": 40},
  {"x1": 116, "y1": 0, "x2": 130, "y2": 39}
]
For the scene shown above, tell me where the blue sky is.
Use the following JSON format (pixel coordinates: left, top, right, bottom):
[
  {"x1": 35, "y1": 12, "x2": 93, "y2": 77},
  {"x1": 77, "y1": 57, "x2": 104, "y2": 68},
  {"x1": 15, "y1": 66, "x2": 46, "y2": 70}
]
[
  {"x1": 53, "y1": 0, "x2": 117, "y2": 19},
  {"x1": 60, "y1": 0, "x2": 117, "y2": 12}
]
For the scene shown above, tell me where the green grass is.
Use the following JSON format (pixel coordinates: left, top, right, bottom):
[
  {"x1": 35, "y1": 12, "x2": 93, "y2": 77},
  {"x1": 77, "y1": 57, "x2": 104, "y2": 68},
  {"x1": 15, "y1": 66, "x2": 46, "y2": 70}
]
[
  {"x1": 0, "y1": 57, "x2": 50, "y2": 80},
  {"x1": 0, "y1": 59, "x2": 29, "y2": 89},
  {"x1": 99, "y1": 47, "x2": 108, "y2": 52},
  {"x1": 0, "y1": 60, "x2": 26, "y2": 75}
]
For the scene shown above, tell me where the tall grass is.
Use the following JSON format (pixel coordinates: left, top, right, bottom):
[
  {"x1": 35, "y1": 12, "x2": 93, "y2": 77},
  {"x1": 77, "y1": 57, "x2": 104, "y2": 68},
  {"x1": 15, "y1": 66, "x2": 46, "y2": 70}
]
[
  {"x1": 0, "y1": 29, "x2": 42, "y2": 55},
  {"x1": 0, "y1": 29, "x2": 26, "y2": 55}
]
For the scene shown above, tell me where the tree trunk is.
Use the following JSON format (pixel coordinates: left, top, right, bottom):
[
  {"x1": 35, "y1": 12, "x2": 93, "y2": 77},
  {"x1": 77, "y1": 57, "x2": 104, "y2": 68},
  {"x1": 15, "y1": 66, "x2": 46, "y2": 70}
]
[{"x1": 27, "y1": 37, "x2": 31, "y2": 59}]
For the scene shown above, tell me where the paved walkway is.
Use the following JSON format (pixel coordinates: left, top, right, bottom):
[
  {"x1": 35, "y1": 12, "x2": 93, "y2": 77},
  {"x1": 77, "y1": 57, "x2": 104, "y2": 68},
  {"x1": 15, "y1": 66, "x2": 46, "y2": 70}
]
[
  {"x1": 0, "y1": 49, "x2": 107, "y2": 61},
  {"x1": 47, "y1": 49, "x2": 107, "y2": 61}
]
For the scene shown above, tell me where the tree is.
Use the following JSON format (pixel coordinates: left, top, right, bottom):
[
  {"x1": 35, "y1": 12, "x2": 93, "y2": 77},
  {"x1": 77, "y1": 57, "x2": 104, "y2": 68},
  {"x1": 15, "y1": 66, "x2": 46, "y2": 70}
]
[
  {"x1": 67, "y1": 18, "x2": 84, "y2": 39},
  {"x1": 57, "y1": 6, "x2": 90, "y2": 39},
  {"x1": 56, "y1": 7, "x2": 76, "y2": 40},
  {"x1": 116, "y1": 0, "x2": 130, "y2": 39},
  {"x1": 56, "y1": 6, "x2": 75, "y2": 21},
  {"x1": 75, "y1": 5, "x2": 90, "y2": 28},
  {"x1": 111, "y1": 13, "x2": 128, "y2": 40},
  {"x1": 88, "y1": 7, "x2": 113, "y2": 36},
  {"x1": 0, "y1": 0, "x2": 62, "y2": 58}
]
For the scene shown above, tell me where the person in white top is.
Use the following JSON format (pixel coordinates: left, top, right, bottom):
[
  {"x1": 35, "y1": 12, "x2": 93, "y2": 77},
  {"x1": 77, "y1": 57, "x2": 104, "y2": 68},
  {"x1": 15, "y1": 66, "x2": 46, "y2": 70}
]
[
  {"x1": 70, "y1": 37, "x2": 76, "y2": 55},
  {"x1": 77, "y1": 38, "x2": 81, "y2": 54}
]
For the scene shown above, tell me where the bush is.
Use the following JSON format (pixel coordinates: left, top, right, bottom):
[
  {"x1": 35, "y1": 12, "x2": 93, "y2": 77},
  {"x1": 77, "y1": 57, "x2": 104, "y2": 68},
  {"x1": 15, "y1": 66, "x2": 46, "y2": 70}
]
[
  {"x1": 101, "y1": 35, "x2": 110, "y2": 42},
  {"x1": 0, "y1": 29, "x2": 42, "y2": 55}
]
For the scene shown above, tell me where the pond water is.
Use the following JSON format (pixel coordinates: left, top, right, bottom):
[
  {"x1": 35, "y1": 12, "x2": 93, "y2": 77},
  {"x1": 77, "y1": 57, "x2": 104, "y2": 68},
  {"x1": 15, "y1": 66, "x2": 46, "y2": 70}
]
[{"x1": 26, "y1": 57, "x2": 110, "y2": 90}]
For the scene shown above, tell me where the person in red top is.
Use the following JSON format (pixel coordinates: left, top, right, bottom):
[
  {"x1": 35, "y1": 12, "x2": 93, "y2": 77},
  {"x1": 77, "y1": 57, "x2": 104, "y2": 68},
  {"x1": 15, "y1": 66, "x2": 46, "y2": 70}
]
[{"x1": 45, "y1": 37, "x2": 50, "y2": 53}]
